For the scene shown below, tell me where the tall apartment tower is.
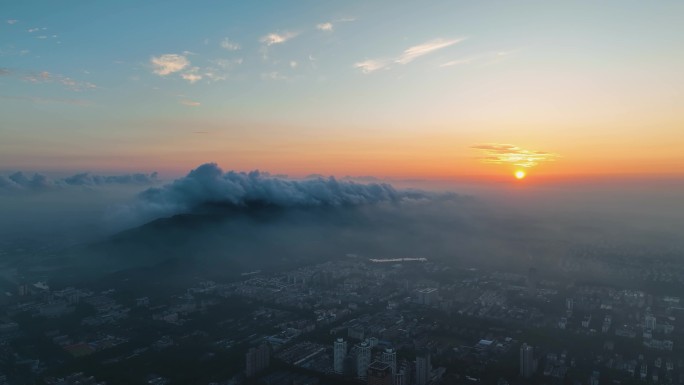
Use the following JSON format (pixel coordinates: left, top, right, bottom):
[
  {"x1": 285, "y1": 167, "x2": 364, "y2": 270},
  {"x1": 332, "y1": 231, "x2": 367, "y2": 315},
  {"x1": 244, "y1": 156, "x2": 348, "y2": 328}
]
[
  {"x1": 519, "y1": 343, "x2": 535, "y2": 378},
  {"x1": 381, "y1": 347, "x2": 397, "y2": 375},
  {"x1": 333, "y1": 338, "x2": 348, "y2": 374},
  {"x1": 394, "y1": 360, "x2": 411, "y2": 385},
  {"x1": 415, "y1": 350, "x2": 431, "y2": 385},
  {"x1": 245, "y1": 342, "x2": 270, "y2": 377},
  {"x1": 356, "y1": 340, "x2": 372, "y2": 379}
]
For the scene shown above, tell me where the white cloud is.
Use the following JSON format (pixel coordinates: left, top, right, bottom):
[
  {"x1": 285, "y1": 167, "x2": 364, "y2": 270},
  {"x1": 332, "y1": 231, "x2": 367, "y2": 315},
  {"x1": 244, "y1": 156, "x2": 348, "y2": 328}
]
[
  {"x1": 203, "y1": 58, "x2": 243, "y2": 82},
  {"x1": 440, "y1": 57, "x2": 474, "y2": 67},
  {"x1": 27, "y1": 27, "x2": 39, "y2": 33},
  {"x1": 220, "y1": 38, "x2": 241, "y2": 51},
  {"x1": 180, "y1": 100, "x2": 200, "y2": 107},
  {"x1": 395, "y1": 38, "x2": 466, "y2": 64},
  {"x1": 289, "y1": 61, "x2": 298, "y2": 68},
  {"x1": 150, "y1": 54, "x2": 189, "y2": 76},
  {"x1": 316, "y1": 22, "x2": 333, "y2": 31},
  {"x1": 180, "y1": 68, "x2": 202, "y2": 84},
  {"x1": 22, "y1": 71, "x2": 96, "y2": 91},
  {"x1": 354, "y1": 59, "x2": 390, "y2": 74},
  {"x1": 260, "y1": 31, "x2": 297, "y2": 46},
  {"x1": 355, "y1": 37, "x2": 466, "y2": 74},
  {"x1": 7, "y1": 19, "x2": 18, "y2": 25}
]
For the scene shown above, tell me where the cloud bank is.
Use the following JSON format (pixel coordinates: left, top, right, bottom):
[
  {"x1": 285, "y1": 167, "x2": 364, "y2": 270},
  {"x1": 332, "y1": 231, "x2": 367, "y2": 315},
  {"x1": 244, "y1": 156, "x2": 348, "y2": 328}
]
[
  {"x1": 0, "y1": 171, "x2": 159, "y2": 192},
  {"x1": 133, "y1": 163, "x2": 426, "y2": 218}
]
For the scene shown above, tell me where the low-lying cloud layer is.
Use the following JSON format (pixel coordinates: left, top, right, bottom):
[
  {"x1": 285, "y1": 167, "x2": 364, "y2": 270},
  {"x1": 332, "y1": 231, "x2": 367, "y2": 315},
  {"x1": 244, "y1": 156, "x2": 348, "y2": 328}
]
[
  {"x1": 134, "y1": 163, "x2": 425, "y2": 218},
  {"x1": 0, "y1": 171, "x2": 159, "y2": 192}
]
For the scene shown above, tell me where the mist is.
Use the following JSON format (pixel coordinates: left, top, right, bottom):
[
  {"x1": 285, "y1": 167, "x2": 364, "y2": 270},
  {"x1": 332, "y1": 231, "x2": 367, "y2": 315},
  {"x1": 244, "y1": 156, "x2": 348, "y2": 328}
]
[{"x1": 2, "y1": 164, "x2": 682, "y2": 287}]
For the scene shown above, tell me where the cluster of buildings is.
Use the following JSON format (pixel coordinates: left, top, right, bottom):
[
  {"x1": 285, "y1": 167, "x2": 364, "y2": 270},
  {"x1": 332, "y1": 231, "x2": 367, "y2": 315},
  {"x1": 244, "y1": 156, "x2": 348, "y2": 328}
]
[{"x1": 332, "y1": 337, "x2": 422, "y2": 385}]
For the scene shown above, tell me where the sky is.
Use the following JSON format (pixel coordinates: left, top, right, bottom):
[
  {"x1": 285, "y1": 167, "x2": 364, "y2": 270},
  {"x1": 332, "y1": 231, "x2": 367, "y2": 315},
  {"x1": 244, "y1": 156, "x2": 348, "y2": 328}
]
[{"x1": 2, "y1": 0, "x2": 684, "y2": 181}]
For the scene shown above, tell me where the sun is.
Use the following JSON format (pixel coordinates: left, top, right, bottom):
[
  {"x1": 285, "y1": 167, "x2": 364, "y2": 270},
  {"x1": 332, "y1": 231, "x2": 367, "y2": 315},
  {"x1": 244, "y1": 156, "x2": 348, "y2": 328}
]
[{"x1": 514, "y1": 170, "x2": 526, "y2": 180}]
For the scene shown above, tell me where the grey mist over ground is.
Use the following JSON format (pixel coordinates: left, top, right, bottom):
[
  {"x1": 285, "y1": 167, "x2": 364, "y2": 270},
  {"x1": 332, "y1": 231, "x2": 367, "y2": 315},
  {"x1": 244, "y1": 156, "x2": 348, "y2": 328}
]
[{"x1": 1, "y1": 163, "x2": 683, "y2": 282}]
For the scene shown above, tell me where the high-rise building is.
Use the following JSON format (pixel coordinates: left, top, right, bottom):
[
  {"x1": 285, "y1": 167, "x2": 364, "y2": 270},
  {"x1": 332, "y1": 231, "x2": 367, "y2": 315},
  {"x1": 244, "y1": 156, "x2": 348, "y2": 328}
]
[
  {"x1": 416, "y1": 288, "x2": 439, "y2": 306},
  {"x1": 519, "y1": 343, "x2": 535, "y2": 378},
  {"x1": 394, "y1": 360, "x2": 411, "y2": 385},
  {"x1": 356, "y1": 340, "x2": 372, "y2": 379},
  {"x1": 334, "y1": 338, "x2": 348, "y2": 374},
  {"x1": 367, "y1": 361, "x2": 393, "y2": 385},
  {"x1": 381, "y1": 348, "x2": 397, "y2": 375},
  {"x1": 645, "y1": 314, "x2": 656, "y2": 330},
  {"x1": 245, "y1": 342, "x2": 270, "y2": 377},
  {"x1": 415, "y1": 350, "x2": 431, "y2": 385}
]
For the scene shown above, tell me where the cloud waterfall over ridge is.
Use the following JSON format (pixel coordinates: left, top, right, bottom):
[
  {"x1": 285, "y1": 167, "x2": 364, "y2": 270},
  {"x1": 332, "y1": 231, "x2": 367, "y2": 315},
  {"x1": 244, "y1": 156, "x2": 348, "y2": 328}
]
[{"x1": 134, "y1": 163, "x2": 428, "y2": 218}]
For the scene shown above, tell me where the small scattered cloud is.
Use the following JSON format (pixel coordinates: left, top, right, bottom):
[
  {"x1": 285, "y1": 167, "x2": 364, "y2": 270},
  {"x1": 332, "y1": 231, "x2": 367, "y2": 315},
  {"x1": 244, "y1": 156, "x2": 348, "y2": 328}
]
[
  {"x1": 23, "y1": 71, "x2": 96, "y2": 91},
  {"x1": 203, "y1": 58, "x2": 243, "y2": 82},
  {"x1": 261, "y1": 71, "x2": 288, "y2": 81},
  {"x1": 0, "y1": 68, "x2": 10, "y2": 76},
  {"x1": 354, "y1": 59, "x2": 390, "y2": 74},
  {"x1": 220, "y1": 37, "x2": 241, "y2": 51},
  {"x1": 355, "y1": 37, "x2": 466, "y2": 74},
  {"x1": 316, "y1": 18, "x2": 355, "y2": 32},
  {"x1": 471, "y1": 143, "x2": 560, "y2": 168},
  {"x1": 180, "y1": 68, "x2": 202, "y2": 84},
  {"x1": 289, "y1": 61, "x2": 298, "y2": 68},
  {"x1": 27, "y1": 27, "x2": 40, "y2": 33},
  {"x1": 150, "y1": 54, "x2": 189, "y2": 76},
  {"x1": 316, "y1": 22, "x2": 333, "y2": 31},
  {"x1": 180, "y1": 100, "x2": 200, "y2": 107},
  {"x1": 260, "y1": 31, "x2": 298, "y2": 46},
  {"x1": 7, "y1": 19, "x2": 18, "y2": 25}
]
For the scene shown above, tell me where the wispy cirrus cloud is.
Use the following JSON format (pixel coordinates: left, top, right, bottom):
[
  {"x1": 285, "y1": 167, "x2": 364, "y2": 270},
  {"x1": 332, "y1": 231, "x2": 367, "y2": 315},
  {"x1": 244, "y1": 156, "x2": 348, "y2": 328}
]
[
  {"x1": 471, "y1": 143, "x2": 560, "y2": 168},
  {"x1": 396, "y1": 38, "x2": 466, "y2": 64},
  {"x1": 439, "y1": 57, "x2": 475, "y2": 67},
  {"x1": 220, "y1": 38, "x2": 241, "y2": 51},
  {"x1": 260, "y1": 31, "x2": 298, "y2": 46},
  {"x1": 440, "y1": 49, "x2": 518, "y2": 68},
  {"x1": 179, "y1": 100, "x2": 200, "y2": 107},
  {"x1": 7, "y1": 19, "x2": 18, "y2": 25},
  {"x1": 150, "y1": 54, "x2": 189, "y2": 75},
  {"x1": 0, "y1": 95, "x2": 91, "y2": 106},
  {"x1": 23, "y1": 71, "x2": 96, "y2": 91},
  {"x1": 355, "y1": 37, "x2": 466, "y2": 74}
]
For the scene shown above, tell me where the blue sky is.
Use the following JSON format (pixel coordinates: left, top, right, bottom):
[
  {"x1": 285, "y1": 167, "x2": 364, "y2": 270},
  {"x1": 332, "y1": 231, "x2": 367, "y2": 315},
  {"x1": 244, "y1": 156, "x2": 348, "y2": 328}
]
[{"x1": 2, "y1": 1, "x2": 683, "y2": 178}]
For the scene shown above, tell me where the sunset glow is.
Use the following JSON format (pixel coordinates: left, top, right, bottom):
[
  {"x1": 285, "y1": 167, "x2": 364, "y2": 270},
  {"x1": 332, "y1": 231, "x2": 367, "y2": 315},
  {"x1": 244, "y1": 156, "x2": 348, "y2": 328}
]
[{"x1": 0, "y1": 1, "x2": 683, "y2": 182}]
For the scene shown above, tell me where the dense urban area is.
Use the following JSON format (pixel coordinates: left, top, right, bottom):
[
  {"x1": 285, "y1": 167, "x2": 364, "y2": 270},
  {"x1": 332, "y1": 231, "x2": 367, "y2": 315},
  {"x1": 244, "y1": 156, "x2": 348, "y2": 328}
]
[{"x1": 0, "y1": 239, "x2": 683, "y2": 385}]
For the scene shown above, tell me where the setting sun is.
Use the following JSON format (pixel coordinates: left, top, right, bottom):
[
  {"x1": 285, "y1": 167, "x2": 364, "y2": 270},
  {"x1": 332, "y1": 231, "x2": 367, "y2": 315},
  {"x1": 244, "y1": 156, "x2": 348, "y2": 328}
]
[{"x1": 515, "y1": 170, "x2": 526, "y2": 180}]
